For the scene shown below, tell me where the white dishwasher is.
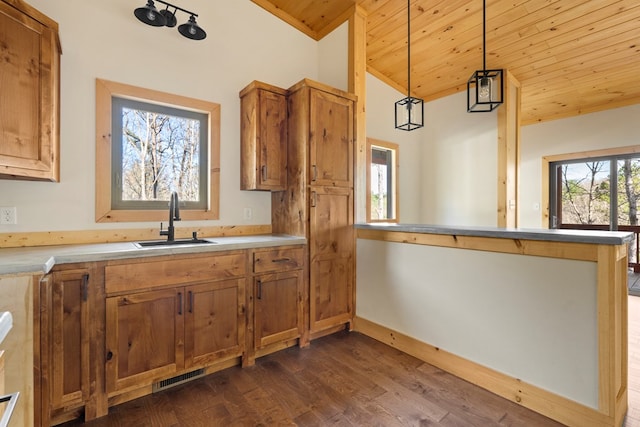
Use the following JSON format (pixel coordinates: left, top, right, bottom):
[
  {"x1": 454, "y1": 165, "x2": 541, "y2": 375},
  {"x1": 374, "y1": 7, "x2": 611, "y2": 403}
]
[{"x1": 0, "y1": 312, "x2": 18, "y2": 427}]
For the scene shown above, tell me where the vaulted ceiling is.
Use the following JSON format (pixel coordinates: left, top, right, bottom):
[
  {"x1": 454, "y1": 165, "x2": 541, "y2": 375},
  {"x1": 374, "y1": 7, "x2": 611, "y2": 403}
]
[{"x1": 252, "y1": 0, "x2": 640, "y2": 125}]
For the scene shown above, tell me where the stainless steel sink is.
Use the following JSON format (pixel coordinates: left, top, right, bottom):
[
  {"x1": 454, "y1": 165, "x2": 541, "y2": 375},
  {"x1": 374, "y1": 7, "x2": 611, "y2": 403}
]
[{"x1": 134, "y1": 238, "x2": 217, "y2": 248}]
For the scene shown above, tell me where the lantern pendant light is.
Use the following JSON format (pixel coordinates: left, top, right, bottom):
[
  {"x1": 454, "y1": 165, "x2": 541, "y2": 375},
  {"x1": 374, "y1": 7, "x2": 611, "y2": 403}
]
[
  {"x1": 467, "y1": 0, "x2": 503, "y2": 112},
  {"x1": 395, "y1": 0, "x2": 424, "y2": 131}
]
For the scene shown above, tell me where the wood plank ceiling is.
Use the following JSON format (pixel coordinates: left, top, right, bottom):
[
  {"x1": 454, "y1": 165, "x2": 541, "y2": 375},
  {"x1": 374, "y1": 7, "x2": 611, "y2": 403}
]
[{"x1": 252, "y1": 0, "x2": 640, "y2": 125}]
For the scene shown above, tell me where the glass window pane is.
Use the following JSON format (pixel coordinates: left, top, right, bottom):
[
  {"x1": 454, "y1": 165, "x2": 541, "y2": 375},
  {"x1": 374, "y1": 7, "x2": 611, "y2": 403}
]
[
  {"x1": 121, "y1": 107, "x2": 200, "y2": 202},
  {"x1": 560, "y1": 161, "x2": 610, "y2": 225},
  {"x1": 617, "y1": 159, "x2": 640, "y2": 226},
  {"x1": 112, "y1": 96, "x2": 208, "y2": 210}
]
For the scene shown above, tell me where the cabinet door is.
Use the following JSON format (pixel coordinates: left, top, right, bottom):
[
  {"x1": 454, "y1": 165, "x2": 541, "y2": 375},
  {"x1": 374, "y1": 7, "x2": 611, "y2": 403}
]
[
  {"x1": 309, "y1": 88, "x2": 354, "y2": 188},
  {"x1": 254, "y1": 271, "x2": 303, "y2": 349},
  {"x1": 184, "y1": 279, "x2": 245, "y2": 369},
  {"x1": 105, "y1": 288, "x2": 184, "y2": 393},
  {"x1": 50, "y1": 269, "x2": 90, "y2": 409},
  {"x1": 309, "y1": 187, "x2": 354, "y2": 332},
  {"x1": 258, "y1": 90, "x2": 287, "y2": 189},
  {"x1": 240, "y1": 84, "x2": 287, "y2": 191},
  {"x1": 0, "y1": 1, "x2": 59, "y2": 181}
]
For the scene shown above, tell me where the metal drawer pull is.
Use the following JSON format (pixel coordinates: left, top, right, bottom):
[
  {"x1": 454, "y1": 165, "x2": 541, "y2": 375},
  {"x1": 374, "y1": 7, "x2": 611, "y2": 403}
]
[
  {"x1": 271, "y1": 258, "x2": 291, "y2": 263},
  {"x1": 0, "y1": 392, "x2": 19, "y2": 427}
]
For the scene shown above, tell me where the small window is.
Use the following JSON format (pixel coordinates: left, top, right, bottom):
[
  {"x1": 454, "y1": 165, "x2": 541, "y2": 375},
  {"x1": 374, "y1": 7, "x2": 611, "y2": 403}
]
[
  {"x1": 96, "y1": 79, "x2": 220, "y2": 222},
  {"x1": 366, "y1": 138, "x2": 399, "y2": 223}
]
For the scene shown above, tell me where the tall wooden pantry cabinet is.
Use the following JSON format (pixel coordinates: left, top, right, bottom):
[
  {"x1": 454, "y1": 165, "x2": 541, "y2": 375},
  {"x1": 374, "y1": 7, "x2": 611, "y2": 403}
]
[{"x1": 272, "y1": 79, "x2": 355, "y2": 339}]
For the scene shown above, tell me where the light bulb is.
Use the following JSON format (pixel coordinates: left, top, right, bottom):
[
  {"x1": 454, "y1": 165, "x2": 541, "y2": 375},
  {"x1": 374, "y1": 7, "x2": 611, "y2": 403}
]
[
  {"x1": 146, "y1": 10, "x2": 156, "y2": 21},
  {"x1": 479, "y1": 76, "x2": 492, "y2": 101}
]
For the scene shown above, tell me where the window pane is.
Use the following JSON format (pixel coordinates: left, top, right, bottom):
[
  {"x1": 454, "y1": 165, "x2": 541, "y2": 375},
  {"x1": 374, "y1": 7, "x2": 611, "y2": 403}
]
[
  {"x1": 370, "y1": 162, "x2": 388, "y2": 220},
  {"x1": 617, "y1": 159, "x2": 640, "y2": 226},
  {"x1": 370, "y1": 146, "x2": 394, "y2": 221},
  {"x1": 560, "y1": 161, "x2": 610, "y2": 225},
  {"x1": 121, "y1": 107, "x2": 200, "y2": 202},
  {"x1": 112, "y1": 96, "x2": 208, "y2": 210}
]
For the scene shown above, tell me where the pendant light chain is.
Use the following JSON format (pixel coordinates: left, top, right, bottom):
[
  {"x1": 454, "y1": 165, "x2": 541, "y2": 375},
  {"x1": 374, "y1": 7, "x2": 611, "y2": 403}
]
[
  {"x1": 407, "y1": 0, "x2": 411, "y2": 98},
  {"x1": 482, "y1": 0, "x2": 486, "y2": 71}
]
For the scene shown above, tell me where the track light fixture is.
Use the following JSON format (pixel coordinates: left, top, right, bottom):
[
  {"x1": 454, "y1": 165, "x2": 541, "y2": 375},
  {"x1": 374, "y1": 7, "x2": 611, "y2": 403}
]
[{"x1": 134, "y1": 0, "x2": 206, "y2": 40}]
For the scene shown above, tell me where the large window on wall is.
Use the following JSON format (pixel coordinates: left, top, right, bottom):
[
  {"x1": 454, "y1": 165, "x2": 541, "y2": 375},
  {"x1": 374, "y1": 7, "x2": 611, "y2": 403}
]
[
  {"x1": 548, "y1": 149, "x2": 640, "y2": 269},
  {"x1": 366, "y1": 138, "x2": 399, "y2": 223},
  {"x1": 549, "y1": 156, "x2": 640, "y2": 229},
  {"x1": 95, "y1": 79, "x2": 220, "y2": 223},
  {"x1": 111, "y1": 97, "x2": 208, "y2": 210}
]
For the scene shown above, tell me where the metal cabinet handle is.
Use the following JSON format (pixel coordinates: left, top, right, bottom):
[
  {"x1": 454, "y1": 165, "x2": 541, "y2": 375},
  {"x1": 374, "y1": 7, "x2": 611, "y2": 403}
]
[
  {"x1": 261, "y1": 165, "x2": 268, "y2": 181},
  {"x1": 311, "y1": 191, "x2": 317, "y2": 207},
  {"x1": 81, "y1": 273, "x2": 89, "y2": 302},
  {"x1": 272, "y1": 258, "x2": 291, "y2": 263},
  {"x1": 312, "y1": 165, "x2": 317, "y2": 181},
  {"x1": 178, "y1": 292, "x2": 183, "y2": 315},
  {"x1": 257, "y1": 280, "x2": 262, "y2": 300},
  {"x1": 189, "y1": 291, "x2": 194, "y2": 313}
]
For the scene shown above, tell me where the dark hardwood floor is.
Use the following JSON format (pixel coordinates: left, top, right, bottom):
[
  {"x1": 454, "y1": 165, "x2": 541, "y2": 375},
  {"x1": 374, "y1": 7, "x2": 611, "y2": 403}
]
[{"x1": 63, "y1": 331, "x2": 564, "y2": 426}]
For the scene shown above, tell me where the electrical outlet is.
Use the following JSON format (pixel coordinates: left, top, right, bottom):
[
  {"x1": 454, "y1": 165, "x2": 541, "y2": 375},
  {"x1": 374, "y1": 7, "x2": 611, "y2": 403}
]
[
  {"x1": 0, "y1": 207, "x2": 17, "y2": 225},
  {"x1": 243, "y1": 207, "x2": 252, "y2": 220}
]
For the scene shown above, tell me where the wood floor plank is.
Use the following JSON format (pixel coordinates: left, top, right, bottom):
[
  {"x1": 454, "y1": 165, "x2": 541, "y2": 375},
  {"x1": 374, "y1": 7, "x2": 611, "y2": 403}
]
[{"x1": 62, "y1": 332, "x2": 571, "y2": 426}]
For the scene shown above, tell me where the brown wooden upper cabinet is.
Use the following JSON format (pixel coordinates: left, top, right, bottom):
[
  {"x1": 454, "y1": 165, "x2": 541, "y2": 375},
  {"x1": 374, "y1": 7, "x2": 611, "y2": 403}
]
[
  {"x1": 308, "y1": 89, "x2": 354, "y2": 188},
  {"x1": 240, "y1": 81, "x2": 288, "y2": 191},
  {"x1": 0, "y1": 0, "x2": 61, "y2": 181}
]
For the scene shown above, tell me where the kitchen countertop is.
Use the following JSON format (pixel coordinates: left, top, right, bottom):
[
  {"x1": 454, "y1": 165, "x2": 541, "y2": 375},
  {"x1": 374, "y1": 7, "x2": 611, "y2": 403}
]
[
  {"x1": 355, "y1": 223, "x2": 634, "y2": 245},
  {"x1": 0, "y1": 234, "x2": 306, "y2": 276}
]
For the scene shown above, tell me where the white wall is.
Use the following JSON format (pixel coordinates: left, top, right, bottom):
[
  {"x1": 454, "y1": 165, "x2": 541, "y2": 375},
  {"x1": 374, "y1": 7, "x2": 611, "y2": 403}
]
[
  {"x1": 421, "y1": 92, "x2": 498, "y2": 226},
  {"x1": 365, "y1": 75, "x2": 498, "y2": 226},
  {"x1": 317, "y1": 22, "x2": 348, "y2": 92},
  {"x1": 357, "y1": 238, "x2": 599, "y2": 408},
  {"x1": 520, "y1": 104, "x2": 640, "y2": 228},
  {"x1": 0, "y1": 0, "x2": 318, "y2": 233}
]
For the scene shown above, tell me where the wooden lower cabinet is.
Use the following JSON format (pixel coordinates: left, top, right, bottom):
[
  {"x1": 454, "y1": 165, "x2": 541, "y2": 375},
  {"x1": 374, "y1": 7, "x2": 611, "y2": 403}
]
[
  {"x1": 37, "y1": 245, "x2": 307, "y2": 425},
  {"x1": 50, "y1": 269, "x2": 90, "y2": 409},
  {"x1": 184, "y1": 280, "x2": 245, "y2": 369},
  {"x1": 254, "y1": 271, "x2": 303, "y2": 349},
  {"x1": 40, "y1": 265, "x2": 99, "y2": 426},
  {"x1": 309, "y1": 186, "x2": 354, "y2": 332},
  {"x1": 105, "y1": 279, "x2": 245, "y2": 394},
  {"x1": 105, "y1": 288, "x2": 183, "y2": 393}
]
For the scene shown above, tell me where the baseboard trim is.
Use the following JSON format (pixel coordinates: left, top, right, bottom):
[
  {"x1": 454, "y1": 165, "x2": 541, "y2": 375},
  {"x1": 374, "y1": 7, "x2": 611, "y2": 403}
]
[{"x1": 353, "y1": 316, "x2": 616, "y2": 427}]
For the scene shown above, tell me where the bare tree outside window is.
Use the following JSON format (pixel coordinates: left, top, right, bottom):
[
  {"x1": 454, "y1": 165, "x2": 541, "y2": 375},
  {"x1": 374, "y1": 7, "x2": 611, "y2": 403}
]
[
  {"x1": 121, "y1": 107, "x2": 201, "y2": 203},
  {"x1": 561, "y1": 161, "x2": 610, "y2": 225}
]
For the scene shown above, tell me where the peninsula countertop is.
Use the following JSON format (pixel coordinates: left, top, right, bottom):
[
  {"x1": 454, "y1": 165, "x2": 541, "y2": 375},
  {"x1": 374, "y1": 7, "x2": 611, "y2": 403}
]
[
  {"x1": 355, "y1": 223, "x2": 634, "y2": 246},
  {"x1": 0, "y1": 234, "x2": 306, "y2": 276}
]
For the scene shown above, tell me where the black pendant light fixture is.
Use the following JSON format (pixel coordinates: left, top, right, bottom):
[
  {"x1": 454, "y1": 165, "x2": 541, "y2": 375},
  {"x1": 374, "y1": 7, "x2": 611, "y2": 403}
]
[
  {"x1": 395, "y1": 0, "x2": 424, "y2": 131},
  {"x1": 467, "y1": 0, "x2": 503, "y2": 112},
  {"x1": 134, "y1": 0, "x2": 206, "y2": 40}
]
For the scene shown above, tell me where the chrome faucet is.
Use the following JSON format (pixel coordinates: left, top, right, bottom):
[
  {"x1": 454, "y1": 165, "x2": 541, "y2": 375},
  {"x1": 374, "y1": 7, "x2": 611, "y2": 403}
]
[{"x1": 160, "y1": 191, "x2": 181, "y2": 242}]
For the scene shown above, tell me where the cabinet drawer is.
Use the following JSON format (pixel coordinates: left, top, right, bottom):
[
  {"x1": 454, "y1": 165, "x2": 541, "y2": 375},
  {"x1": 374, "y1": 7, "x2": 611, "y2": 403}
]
[
  {"x1": 253, "y1": 247, "x2": 304, "y2": 274},
  {"x1": 105, "y1": 252, "x2": 246, "y2": 294}
]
